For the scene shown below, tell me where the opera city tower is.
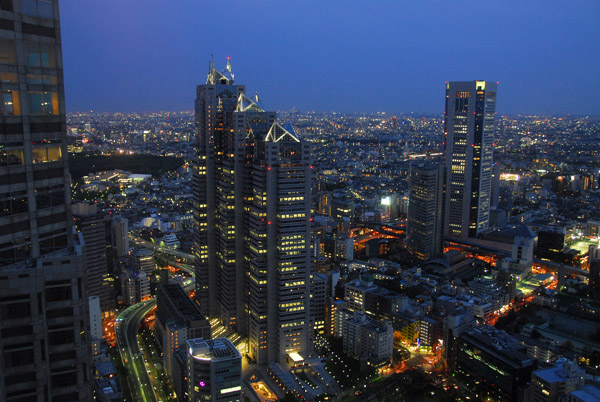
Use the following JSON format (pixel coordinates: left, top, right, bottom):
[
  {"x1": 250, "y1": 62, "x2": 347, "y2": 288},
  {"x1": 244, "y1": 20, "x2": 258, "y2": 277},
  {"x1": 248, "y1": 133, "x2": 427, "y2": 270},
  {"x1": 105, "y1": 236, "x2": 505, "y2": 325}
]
[{"x1": 443, "y1": 81, "x2": 497, "y2": 239}]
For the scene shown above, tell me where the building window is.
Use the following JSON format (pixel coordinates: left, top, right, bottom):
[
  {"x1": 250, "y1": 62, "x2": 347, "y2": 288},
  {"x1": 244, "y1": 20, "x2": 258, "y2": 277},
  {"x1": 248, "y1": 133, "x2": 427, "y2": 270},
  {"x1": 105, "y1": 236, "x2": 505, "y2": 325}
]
[
  {"x1": 26, "y1": 74, "x2": 57, "y2": 85},
  {"x1": 21, "y1": 0, "x2": 53, "y2": 19},
  {"x1": 0, "y1": 38, "x2": 16, "y2": 64},
  {"x1": 32, "y1": 144, "x2": 61, "y2": 163},
  {"x1": 0, "y1": 148, "x2": 24, "y2": 166},
  {"x1": 28, "y1": 91, "x2": 59, "y2": 115},
  {"x1": 0, "y1": 0, "x2": 13, "y2": 11},
  {"x1": 2, "y1": 90, "x2": 20, "y2": 115},
  {"x1": 24, "y1": 44, "x2": 56, "y2": 68}
]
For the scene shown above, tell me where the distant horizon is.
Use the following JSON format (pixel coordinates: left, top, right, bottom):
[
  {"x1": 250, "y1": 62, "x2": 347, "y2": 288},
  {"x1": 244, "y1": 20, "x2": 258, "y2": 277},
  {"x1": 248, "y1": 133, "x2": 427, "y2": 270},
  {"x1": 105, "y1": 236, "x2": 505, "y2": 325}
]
[{"x1": 65, "y1": 109, "x2": 600, "y2": 118}]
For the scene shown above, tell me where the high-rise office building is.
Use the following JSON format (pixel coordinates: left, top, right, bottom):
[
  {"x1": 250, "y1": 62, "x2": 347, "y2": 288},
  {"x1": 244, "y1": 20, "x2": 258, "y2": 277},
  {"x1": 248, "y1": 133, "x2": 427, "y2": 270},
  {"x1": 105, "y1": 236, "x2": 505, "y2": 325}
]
[
  {"x1": 72, "y1": 202, "x2": 114, "y2": 313},
  {"x1": 130, "y1": 247, "x2": 154, "y2": 275},
  {"x1": 245, "y1": 121, "x2": 313, "y2": 364},
  {"x1": 193, "y1": 58, "x2": 249, "y2": 327},
  {"x1": 0, "y1": 1, "x2": 91, "y2": 400},
  {"x1": 194, "y1": 60, "x2": 312, "y2": 364},
  {"x1": 407, "y1": 163, "x2": 444, "y2": 261},
  {"x1": 111, "y1": 215, "x2": 129, "y2": 258},
  {"x1": 443, "y1": 81, "x2": 497, "y2": 238}
]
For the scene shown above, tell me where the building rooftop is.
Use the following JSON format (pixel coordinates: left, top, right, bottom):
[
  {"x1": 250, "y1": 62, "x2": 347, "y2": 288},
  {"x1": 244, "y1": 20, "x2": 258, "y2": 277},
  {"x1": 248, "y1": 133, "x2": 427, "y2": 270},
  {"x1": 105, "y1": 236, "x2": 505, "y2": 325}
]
[
  {"x1": 462, "y1": 325, "x2": 535, "y2": 369},
  {"x1": 532, "y1": 359, "x2": 584, "y2": 383},
  {"x1": 161, "y1": 283, "x2": 205, "y2": 322},
  {"x1": 187, "y1": 337, "x2": 240, "y2": 362},
  {"x1": 569, "y1": 384, "x2": 600, "y2": 402}
]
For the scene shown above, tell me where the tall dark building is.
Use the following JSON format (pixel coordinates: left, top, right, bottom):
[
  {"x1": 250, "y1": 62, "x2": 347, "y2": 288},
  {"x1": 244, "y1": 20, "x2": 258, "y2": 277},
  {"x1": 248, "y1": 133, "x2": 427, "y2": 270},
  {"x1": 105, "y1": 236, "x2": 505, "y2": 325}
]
[
  {"x1": 407, "y1": 163, "x2": 444, "y2": 261},
  {"x1": 0, "y1": 1, "x2": 91, "y2": 400},
  {"x1": 72, "y1": 202, "x2": 114, "y2": 313},
  {"x1": 589, "y1": 259, "x2": 600, "y2": 291},
  {"x1": 457, "y1": 326, "x2": 536, "y2": 401},
  {"x1": 193, "y1": 60, "x2": 312, "y2": 364},
  {"x1": 443, "y1": 81, "x2": 497, "y2": 238},
  {"x1": 536, "y1": 228, "x2": 565, "y2": 262}
]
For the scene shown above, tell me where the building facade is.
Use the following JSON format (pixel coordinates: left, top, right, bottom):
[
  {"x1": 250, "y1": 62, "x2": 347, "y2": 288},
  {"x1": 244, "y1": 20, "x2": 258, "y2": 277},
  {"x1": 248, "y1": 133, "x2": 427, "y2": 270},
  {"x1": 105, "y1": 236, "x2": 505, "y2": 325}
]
[
  {"x1": 187, "y1": 338, "x2": 242, "y2": 402},
  {"x1": 130, "y1": 247, "x2": 154, "y2": 275},
  {"x1": 0, "y1": 1, "x2": 91, "y2": 400},
  {"x1": 194, "y1": 60, "x2": 312, "y2": 364},
  {"x1": 407, "y1": 163, "x2": 444, "y2": 261},
  {"x1": 341, "y1": 310, "x2": 393, "y2": 364},
  {"x1": 444, "y1": 81, "x2": 497, "y2": 238},
  {"x1": 530, "y1": 359, "x2": 584, "y2": 402},
  {"x1": 72, "y1": 202, "x2": 114, "y2": 313}
]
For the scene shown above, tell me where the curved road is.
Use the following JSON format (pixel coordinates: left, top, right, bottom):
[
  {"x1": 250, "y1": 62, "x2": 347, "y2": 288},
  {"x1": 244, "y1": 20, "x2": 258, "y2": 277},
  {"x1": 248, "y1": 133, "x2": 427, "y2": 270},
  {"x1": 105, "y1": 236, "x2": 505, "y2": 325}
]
[{"x1": 116, "y1": 299, "x2": 158, "y2": 402}]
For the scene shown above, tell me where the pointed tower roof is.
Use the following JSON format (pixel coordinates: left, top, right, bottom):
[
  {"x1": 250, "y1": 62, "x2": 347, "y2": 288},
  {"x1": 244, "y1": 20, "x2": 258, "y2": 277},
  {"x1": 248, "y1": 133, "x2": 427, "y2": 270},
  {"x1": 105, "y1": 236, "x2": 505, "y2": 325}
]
[
  {"x1": 206, "y1": 56, "x2": 235, "y2": 85},
  {"x1": 265, "y1": 122, "x2": 300, "y2": 143},
  {"x1": 236, "y1": 93, "x2": 265, "y2": 112}
]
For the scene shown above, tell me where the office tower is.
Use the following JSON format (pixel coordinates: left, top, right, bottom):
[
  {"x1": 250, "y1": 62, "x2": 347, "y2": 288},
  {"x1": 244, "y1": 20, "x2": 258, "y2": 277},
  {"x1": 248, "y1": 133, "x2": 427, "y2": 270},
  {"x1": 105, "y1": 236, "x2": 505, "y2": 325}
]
[
  {"x1": 245, "y1": 121, "x2": 313, "y2": 364},
  {"x1": 407, "y1": 163, "x2": 444, "y2": 261},
  {"x1": 310, "y1": 272, "x2": 328, "y2": 334},
  {"x1": 130, "y1": 247, "x2": 154, "y2": 275},
  {"x1": 590, "y1": 259, "x2": 600, "y2": 292},
  {"x1": 89, "y1": 296, "x2": 102, "y2": 357},
  {"x1": 72, "y1": 202, "x2": 114, "y2": 313},
  {"x1": 193, "y1": 58, "x2": 251, "y2": 327},
  {"x1": 111, "y1": 215, "x2": 129, "y2": 258},
  {"x1": 186, "y1": 338, "x2": 242, "y2": 402},
  {"x1": 194, "y1": 60, "x2": 313, "y2": 365},
  {"x1": 121, "y1": 269, "x2": 150, "y2": 305},
  {"x1": 0, "y1": 1, "x2": 91, "y2": 400},
  {"x1": 156, "y1": 283, "x2": 211, "y2": 341},
  {"x1": 443, "y1": 81, "x2": 497, "y2": 238},
  {"x1": 491, "y1": 163, "x2": 501, "y2": 210}
]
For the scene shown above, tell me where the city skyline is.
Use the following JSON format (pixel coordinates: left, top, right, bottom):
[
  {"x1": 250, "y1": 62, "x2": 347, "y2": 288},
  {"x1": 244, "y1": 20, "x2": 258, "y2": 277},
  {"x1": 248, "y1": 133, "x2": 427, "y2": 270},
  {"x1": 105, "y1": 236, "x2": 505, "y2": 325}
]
[{"x1": 60, "y1": 1, "x2": 600, "y2": 115}]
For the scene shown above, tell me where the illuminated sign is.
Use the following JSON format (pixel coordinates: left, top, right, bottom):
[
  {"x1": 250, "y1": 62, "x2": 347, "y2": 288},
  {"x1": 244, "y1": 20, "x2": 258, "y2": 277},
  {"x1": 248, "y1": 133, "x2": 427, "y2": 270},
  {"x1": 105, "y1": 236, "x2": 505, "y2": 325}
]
[{"x1": 220, "y1": 386, "x2": 241, "y2": 394}]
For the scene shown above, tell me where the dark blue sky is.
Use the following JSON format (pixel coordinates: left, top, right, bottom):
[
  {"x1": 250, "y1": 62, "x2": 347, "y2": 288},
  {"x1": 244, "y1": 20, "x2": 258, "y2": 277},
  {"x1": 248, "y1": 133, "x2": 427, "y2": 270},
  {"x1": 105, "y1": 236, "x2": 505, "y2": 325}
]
[{"x1": 60, "y1": 1, "x2": 600, "y2": 115}]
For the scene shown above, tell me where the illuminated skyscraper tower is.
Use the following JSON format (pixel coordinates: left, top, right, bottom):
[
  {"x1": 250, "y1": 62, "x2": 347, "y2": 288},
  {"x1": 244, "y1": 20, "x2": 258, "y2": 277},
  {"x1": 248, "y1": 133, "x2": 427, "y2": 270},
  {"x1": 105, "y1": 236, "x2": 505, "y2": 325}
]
[
  {"x1": 193, "y1": 58, "x2": 250, "y2": 329},
  {"x1": 0, "y1": 1, "x2": 91, "y2": 400},
  {"x1": 407, "y1": 163, "x2": 444, "y2": 261},
  {"x1": 245, "y1": 122, "x2": 313, "y2": 364},
  {"x1": 443, "y1": 81, "x2": 497, "y2": 238},
  {"x1": 194, "y1": 60, "x2": 312, "y2": 364}
]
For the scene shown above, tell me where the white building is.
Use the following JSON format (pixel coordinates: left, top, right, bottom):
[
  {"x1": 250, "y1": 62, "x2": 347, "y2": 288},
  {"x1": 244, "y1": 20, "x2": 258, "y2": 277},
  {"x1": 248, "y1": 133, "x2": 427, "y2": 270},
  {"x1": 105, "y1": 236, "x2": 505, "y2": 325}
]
[
  {"x1": 89, "y1": 296, "x2": 103, "y2": 357},
  {"x1": 187, "y1": 338, "x2": 241, "y2": 402},
  {"x1": 530, "y1": 359, "x2": 584, "y2": 402},
  {"x1": 340, "y1": 311, "x2": 393, "y2": 364}
]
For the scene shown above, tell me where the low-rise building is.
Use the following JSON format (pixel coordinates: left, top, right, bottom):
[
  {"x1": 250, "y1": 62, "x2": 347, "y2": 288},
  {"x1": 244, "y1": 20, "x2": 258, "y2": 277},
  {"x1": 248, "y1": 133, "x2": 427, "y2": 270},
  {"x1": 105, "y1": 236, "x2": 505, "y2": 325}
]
[
  {"x1": 187, "y1": 338, "x2": 242, "y2": 402},
  {"x1": 530, "y1": 359, "x2": 584, "y2": 402},
  {"x1": 341, "y1": 310, "x2": 393, "y2": 365}
]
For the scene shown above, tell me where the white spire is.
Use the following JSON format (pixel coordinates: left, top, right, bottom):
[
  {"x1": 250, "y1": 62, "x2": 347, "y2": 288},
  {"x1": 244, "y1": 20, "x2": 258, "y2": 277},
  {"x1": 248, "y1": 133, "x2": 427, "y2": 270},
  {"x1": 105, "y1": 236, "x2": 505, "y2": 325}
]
[{"x1": 225, "y1": 57, "x2": 234, "y2": 81}]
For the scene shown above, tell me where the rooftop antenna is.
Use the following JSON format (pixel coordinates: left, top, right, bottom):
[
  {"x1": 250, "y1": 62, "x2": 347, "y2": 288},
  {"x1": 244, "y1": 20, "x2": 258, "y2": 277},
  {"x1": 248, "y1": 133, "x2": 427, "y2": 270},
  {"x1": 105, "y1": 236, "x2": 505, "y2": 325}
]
[
  {"x1": 209, "y1": 54, "x2": 214, "y2": 71},
  {"x1": 226, "y1": 56, "x2": 234, "y2": 81}
]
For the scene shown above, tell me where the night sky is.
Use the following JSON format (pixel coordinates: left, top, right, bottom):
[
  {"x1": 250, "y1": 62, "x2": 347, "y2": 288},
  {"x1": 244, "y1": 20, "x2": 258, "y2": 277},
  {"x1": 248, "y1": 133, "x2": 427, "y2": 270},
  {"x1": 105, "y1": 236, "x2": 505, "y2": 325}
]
[{"x1": 60, "y1": 1, "x2": 600, "y2": 115}]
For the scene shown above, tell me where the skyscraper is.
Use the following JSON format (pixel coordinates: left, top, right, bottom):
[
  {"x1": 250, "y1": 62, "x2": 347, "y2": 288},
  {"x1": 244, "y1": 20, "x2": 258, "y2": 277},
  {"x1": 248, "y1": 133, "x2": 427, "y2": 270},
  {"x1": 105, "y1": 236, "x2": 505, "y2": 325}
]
[
  {"x1": 72, "y1": 202, "x2": 114, "y2": 313},
  {"x1": 0, "y1": 1, "x2": 91, "y2": 400},
  {"x1": 245, "y1": 121, "x2": 313, "y2": 364},
  {"x1": 193, "y1": 58, "x2": 257, "y2": 329},
  {"x1": 194, "y1": 60, "x2": 312, "y2": 364},
  {"x1": 407, "y1": 163, "x2": 444, "y2": 261},
  {"x1": 443, "y1": 81, "x2": 497, "y2": 238}
]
